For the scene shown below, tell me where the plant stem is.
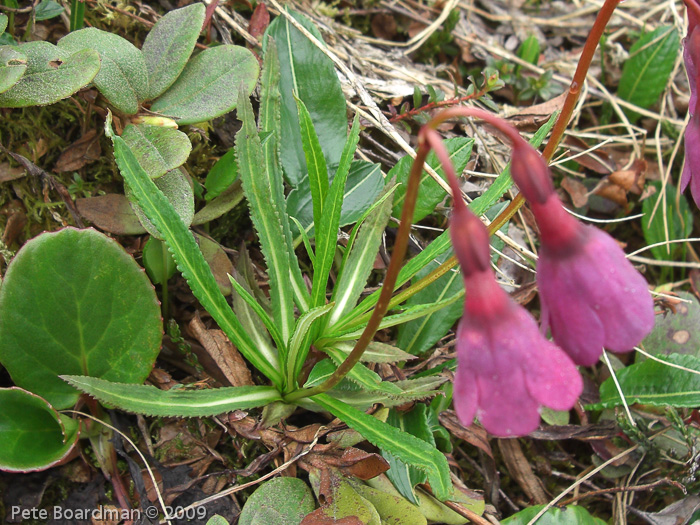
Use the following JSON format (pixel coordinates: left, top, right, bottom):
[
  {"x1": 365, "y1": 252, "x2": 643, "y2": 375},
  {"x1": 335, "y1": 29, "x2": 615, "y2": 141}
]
[
  {"x1": 70, "y1": 0, "x2": 85, "y2": 31},
  {"x1": 283, "y1": 140, "x2": 430, "y2": 403}
]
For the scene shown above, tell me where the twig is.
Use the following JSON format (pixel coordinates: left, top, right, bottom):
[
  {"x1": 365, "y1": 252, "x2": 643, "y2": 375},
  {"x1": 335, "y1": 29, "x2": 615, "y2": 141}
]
[{"x1": 558, "y1": 478, "x2": 686, "y2": 506}]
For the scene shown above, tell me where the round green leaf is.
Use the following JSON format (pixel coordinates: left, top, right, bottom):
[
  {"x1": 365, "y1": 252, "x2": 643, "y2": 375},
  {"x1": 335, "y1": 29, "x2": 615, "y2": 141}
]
[
  {"x1": 0, "y1": 42, "x2": 100, "y2": 107},
  {"x1": 0, "y1": 387, "x2": 80, "y2": 472},
  {"x1": 150, "y1": 45, "x2": 259, "y2": 125},
  {"x1": 502, "y1": 505, "x2": 606, "y2": 525},
  {"x1": 141, "y1": 3, "x2": 205, "y2": 100},
  {"x1": 0, "y1": 228, "x2": 162, "y2": 409},
  {"x1": 126, "y1": 167, "x2": 195, "y2": 239},
  {"x1": 641, "y1": 291, "x2": 700, "y2": 358},
  {"x1": 58, "y1": 28, "x2": 148, "y2": 114},
  {"x1": 0, "y1": 46, "x2": 27, "y2": 94},
  {"x1": 238, "y1": 477, "x2": 316, "y2": 525},
  {"x1": 121, "y1": 123, "x2": 192, "y2": 179}
]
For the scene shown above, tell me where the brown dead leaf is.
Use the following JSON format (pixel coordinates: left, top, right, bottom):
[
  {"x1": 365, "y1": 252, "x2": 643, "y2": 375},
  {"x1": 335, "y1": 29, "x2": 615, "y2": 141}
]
[
  {"x1": 529, "y1": 421, "x2": 619, "y2": 441},
  {"x1": 562, "y1": 136, "x2": 613, "y2": 174},
  {"x1": 561, "y1": 176, "x2": 589, "y2": 208},
  {"x1": 609, "y1": 158, "x2": 646, "y2": 194},
  {"x1": 188, "y1": 314, "x2": 254, "y2": 387},
  {"x1": 0, "y1": 162, "x2": 25, "y2": 182},
  {"x1": 498, "y1": 439, "x2": 548, "y2": 504},
  {"x1": 371, "y1": 13, "x2": 397, "y2": 40},
  {"x1": 300, "y1": 445, "x2": 390, "y2": 481},
  {"x1": 439, "y1": 411, "x2": 493, "y2": 458},
  {"x1": 593, "y1": 181, "x2": 628, "y2": 207},
  {"x1": 508, "y1": 92, "x2": 566, "y2": 130},
  {"x1": 76, "y1": 194, "x2": 146, "y2": 235},
  {"x1": 248, "y1": 2, "x2": 270, "y2": 40},
  {"x1": 54, "y1": 129, "x2": 101, "y2": 172},
  {"x1": 0, "y1": 200, "x2": 27, "y2": 246}
]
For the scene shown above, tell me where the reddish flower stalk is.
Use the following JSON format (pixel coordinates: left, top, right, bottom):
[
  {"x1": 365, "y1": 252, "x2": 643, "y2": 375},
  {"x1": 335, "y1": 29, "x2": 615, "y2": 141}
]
[
  {"x1": 426, "y1": 107, "x2": 655, "y2": 366},
  {"x1": 423, "y1": 128, "x2": 581, "y2": 436},
  {"x1": 682, "y1": 0, "x2": 700, "y2": 207}
]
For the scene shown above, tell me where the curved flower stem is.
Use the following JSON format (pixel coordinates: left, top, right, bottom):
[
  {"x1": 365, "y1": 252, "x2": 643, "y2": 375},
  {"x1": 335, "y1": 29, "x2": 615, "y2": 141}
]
[
  {"x1": 284, "y1": 140, "x2": 431, "y2": 403},
  {"x1": 487, "y1": 0, "x2": 622, "y2": 233}
]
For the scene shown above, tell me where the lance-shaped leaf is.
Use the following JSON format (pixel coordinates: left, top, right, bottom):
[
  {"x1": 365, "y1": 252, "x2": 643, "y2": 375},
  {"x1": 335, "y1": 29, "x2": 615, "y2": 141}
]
[
  {"x1": 105, "y1": 113, "x2": 282, "y2": 386},
  {"x1": 121, "y1": 123, "x2": 192, "y2": 179},
  {"x1": 0, "y1": 42, "x2": 100, "y2": 107},
  {"x1": 151, "y1": 45, "x2": 259, "y2": 125},
  {"x1": 236, "y1": 89, "x2": 295, "y2": 345},
  {"x1": 141, "y1": 3, "x2": 205, "y2": 100},
  {"x1": 62, "y1": 376, "x2": 282, "y2": 418},
  {"x1": 0, "y1": 388, "x2": 80, "y2": 472},
  {"x1": 0, "y1": 46, "x2": 26, "y2": 95},
  {"x1": 0, "y1": 228, "x2": 162, "y2": 409},
  {"x1": 311, "y1": 394, "x2": 453, "y2": 501},
  {"x1": 58, "y1": 28, "x2": 148, "y2": 114}
]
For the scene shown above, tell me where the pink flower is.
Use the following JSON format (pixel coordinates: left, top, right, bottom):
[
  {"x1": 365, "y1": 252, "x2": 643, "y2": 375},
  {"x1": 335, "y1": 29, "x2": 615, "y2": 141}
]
[
  {"x1": 511, "y1": 148, "x2": 656, "y2": 366},
  {"x1": 449, "y1": 200, "x2": 583, "y2": 437},
  {"x1": 681, "y1": 0, "x2": 700, "y2": 207}
]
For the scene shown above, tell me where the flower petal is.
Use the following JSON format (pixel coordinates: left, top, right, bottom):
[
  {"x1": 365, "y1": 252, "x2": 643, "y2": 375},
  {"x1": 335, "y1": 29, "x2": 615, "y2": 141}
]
[
  {"x1": 476, "y1": 368, "x2": 541, "y2": 437},
  {"x1": 525, "y1": 341, "x2": 582, "y2": 411}
]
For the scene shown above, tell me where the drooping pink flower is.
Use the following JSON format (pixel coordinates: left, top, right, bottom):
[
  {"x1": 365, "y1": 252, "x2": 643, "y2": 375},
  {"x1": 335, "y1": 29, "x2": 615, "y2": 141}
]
[
  {"x1": 681, "y1": 0, "x2": 700, "y2": 207},
  {"x1": 511, "y1": 143, "x2": 656, "y2": 366},
  {"x1": 424, "y1": 128, "x2": 582, "y2": 437}
]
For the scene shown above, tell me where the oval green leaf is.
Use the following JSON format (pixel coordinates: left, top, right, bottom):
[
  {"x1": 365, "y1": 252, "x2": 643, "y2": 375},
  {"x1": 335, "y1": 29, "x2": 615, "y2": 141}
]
[
  {"x1": 0, "y1": 388, "x2": 80, "y2": 472},
  {"x1": 58, "y1": 28, "x2": 148, "y2": 114},
  {"x1": 150, "y1": 45, "x2": 259, "y2": 125},
  {"x1": 0, "y1": 228, "x2": 162, "y2": 409},
  {"x1": 0, "y1": 46, "x2": 27, "y2": 94},
  {"x1": 502, "y1": 504, "x2": 606, "y2": 524},
  {"x1": 141, "y1": 3, "x2": 205, "y2": 100},
  {"x1": 121, "y1": 123, "x2": 192, "y2": 179},
  {"x1": 126, "y1": 167, "x2": 195, "y2": 239},
  {"x1": 238, "y1": 477, "x2": 316, "y2": 525},
  {"x1": 0, "y1": 42, "x2": 100, "y2": 107}
]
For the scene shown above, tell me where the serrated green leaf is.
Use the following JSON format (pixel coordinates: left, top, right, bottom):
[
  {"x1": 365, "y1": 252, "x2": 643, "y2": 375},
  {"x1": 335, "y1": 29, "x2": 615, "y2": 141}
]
[
  {"x1": 287, "y1": 303, "x2": 335, "y2": 386},
  {"x1": 0, "y1": 228, "x2": 162, "y2": 409},
  {"x1": 0, "y1": 388, "x2": 79, "y2": 472},
  {"x1": 125, "y1": 167, "x2": 194, "y2": 239},
  {"x1": 311, "y1": 394, "x2": 453, "y2": 501},
  {"x1": 323, "y1": 347, "x2": 402, "y2": 394},
  {"x1": 121, "y1": 124, "x2": 191, "y2": 179},
  {"x1": 0, "y1": 46, "x2": 26, "y2": 95},
  {"x1": 332, "y1": 341, "x2": 416, "y2": 363},
  {"x1": 62, "y1": 376, "x2": 282, "y2": 417},
  {"x1": 288, "y1": 160, "x2": 384, "y2": 239},
  {"x1": 588, "y1": 353, "x2": 700, "y2": 410},
  {"x1": 264, "y1": 9, "x2": 347, "y2": 186},
  {"x1": 58, "y1": 28, "x2": 148, "y2": 113},
  {"x1": 326, "y1": 188, "x2": 393, "y2": 327},
  {"x1": 258, "y1": 38, "x2": 309, "y2": 313},
  {"x1": 391, "y1": 137, "x2": 473, "y2": 222},
  {"x1": 105, "y1": 113, "x2": 282, "y2": 386},
  {"x1": 618, "y1": 26, "x2": 679, "y2": 123},
  {"x1": 141, "y1": 3, "x2": 205, "y2": 100},
  {"x1": 151, "y1": 45, "x2": 259, "y2": 125},
  {"x1": 0, "y1": 43, "x2": 100, "y2": 107},
  {"x1": 642, "y1": 181, "x2": 693, "y2": 261},
  {"x1": 236, "y1": 89, "x2": 295, "y2": 347}
]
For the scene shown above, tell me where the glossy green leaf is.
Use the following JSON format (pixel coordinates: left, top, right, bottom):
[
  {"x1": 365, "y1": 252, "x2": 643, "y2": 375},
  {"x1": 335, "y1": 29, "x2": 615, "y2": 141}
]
[
  {"x1": 502, "y1": 504, "x2": 605, "y2": 524},
  {"x1": 62, "y1": 376, "x2": 282, "y2": 417},
  {"x1": 143, "y1": 237, "x2": 176, "y2": 285},
  {"x1": 0, "y1": 42, "x2": 100, "y2": 107},
  {"x1": 141, "y1": 3, "x2": 205, "y2": 100},
  {"x1": 589, "y1": 353, "x2": 700, "y2": 409},
  {"x1": 121, "y1": 124, "x2": 192, "y2": 179},
  {"x1": 151, "y1": 45, "x2": 259, "y2": 125},
  {"x1": 326, "y1": 188, "x2": 393, "y2": 328},
  {"x1": 642, "y1": 291, "x2": 700, "y2": 358},
  {"x1": 0, "y1": 388, "x2": 79, "y2": 472},
  {"x1": 0, "y1": 46, "x2": 26, "y2": 94},
  {"x1": 642, "y1": 181, "x2": 693, "y2": 261},
  {"x1": 312, "y1": 394, "x2": 453, "y2": 501},
  {"x1": 236, "y1": 89, "x2": 295, "y2": 346},
  {"x1": 205, "y1": 147, "x2": 237, "y2": 200},
  {"x1": 288, "y1": 160, "x2": 384, "y2": 240},
  {"x1": 264, "y1": 9, "x2": 347, "y2": 186},
  {"x1": 0, "y1": 228, "x2": 162, "y2": 409},
  {"x1": 106, "y1": 113, "x2": 282, "y2": 386},
  {"x1": 618, "y1": 26, "x2": 679, "y2": 122},
  {"x1": 34, "y1": 0, "x2": 64, "y2": 20},
  {"x1": 238, "y1": 477, "x2": 316, "y2": 525},
  {"x1": 287, "y1": 303, "x2": 335, "y2": 385},
  {"x1": 391, "y1": 138, "x2": 473, "y2": 222},
  {"x1": 126, "y1": 168, "x2": 195, "y2": 239},
  {"x1": 323, "y1": 347, "x2": 401, "y2": 394},
  {"x1": 58, "y1": 28, "x2": 148, "y2": 113},
  {"x1": 192, "y1": 180, "x2": 244, "y2": 225}
]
